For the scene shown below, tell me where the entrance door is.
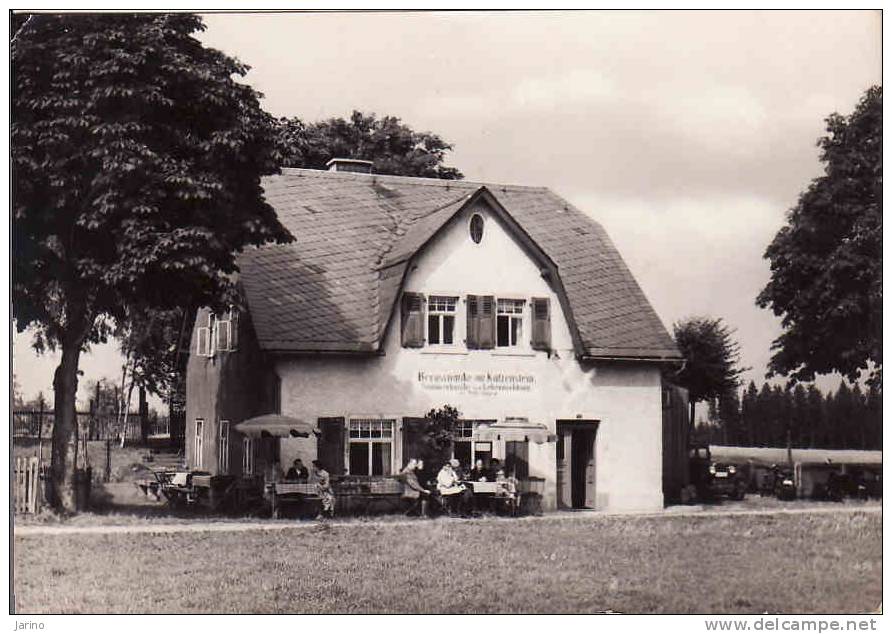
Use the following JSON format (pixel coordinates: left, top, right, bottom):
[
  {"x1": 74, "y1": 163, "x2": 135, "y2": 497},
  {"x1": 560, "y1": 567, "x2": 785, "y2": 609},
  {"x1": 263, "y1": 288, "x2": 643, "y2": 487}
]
[{"x1": 556, "y1": 421, "x2": 599, "y2": 509}]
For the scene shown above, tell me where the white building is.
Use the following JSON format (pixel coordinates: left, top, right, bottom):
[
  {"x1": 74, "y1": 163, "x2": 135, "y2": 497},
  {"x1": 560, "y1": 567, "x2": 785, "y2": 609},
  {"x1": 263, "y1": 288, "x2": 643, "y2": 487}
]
[{"x1": 186, "y1": 161, "x2": 682, "y2": 512}]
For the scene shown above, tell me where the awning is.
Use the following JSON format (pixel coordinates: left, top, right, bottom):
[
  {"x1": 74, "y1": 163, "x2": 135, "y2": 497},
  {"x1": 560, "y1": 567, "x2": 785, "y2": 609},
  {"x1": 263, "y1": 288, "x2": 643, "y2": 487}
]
[
  {"x1": 234, "y1": 415, "x2": 319, "y2": 439},
  {"x1": 475, "y1": 418, "x2": 554, "y2": 444}
]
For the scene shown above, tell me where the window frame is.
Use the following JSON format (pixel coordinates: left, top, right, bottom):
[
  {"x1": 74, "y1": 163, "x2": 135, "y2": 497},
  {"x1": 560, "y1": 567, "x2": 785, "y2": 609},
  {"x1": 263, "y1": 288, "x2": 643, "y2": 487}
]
[
  {"x1": 196, "y1": 312, "x2": 215, "y2": 357},
  {"x1": 426, "y1": 295, "x2": 458, "y2": 347},
  {"x1": 215, "y1": 307, "x2": 239, "y2": 352},
  {"x1": 347, "y1": 417, "x2": 396, "y2": 476},
  {"x1": 194, "y1": 418, "x2": 204, "y2": 469},
  {"x1": 469, "y1": 213, "x2": 485, "y2": 244},
  {"x1": 218, "y1": 420, "x2": 230, "y2": 474},
  {"x1": 452, "y1": 420, "x2": 497, "y2": 466},
  {"x1": 496, "y1": 298, "x2": 526, "y2": 348},
  {"x1": 243, "y1": 437, "x2": 255, "y2": 475}
]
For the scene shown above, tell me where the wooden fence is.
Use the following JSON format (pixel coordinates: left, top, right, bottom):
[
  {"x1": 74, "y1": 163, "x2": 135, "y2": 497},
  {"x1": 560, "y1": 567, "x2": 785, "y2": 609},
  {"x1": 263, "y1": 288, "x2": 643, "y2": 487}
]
[
  {"x1": 14, "y1": 456, "x2": 42, "y2": 514},
  {"x1": 12, "y1": 409, "x2": 173, "y2": 441}
]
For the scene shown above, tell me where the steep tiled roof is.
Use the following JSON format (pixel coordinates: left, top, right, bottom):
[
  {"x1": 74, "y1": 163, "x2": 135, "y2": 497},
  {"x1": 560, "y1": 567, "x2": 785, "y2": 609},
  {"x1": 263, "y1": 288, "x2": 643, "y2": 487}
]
[{"x1": 238, "y1": 168, "x2": 680, "y2": 359}]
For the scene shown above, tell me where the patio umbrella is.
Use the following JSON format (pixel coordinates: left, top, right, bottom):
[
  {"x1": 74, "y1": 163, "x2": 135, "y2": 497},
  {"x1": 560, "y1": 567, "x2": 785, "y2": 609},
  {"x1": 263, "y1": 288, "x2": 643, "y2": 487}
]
[
  {"x1": 234, "y1": 415, "x2": 319, "y2": 439},
  {"x1": 475, "y1": 418, "x2": 553, "y2": 444}
]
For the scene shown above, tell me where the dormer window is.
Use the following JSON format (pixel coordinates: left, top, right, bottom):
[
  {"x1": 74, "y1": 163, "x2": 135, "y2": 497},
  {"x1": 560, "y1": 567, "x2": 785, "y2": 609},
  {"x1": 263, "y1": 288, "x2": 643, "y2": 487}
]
[
  {"x1": 469, "y1": 213, "x2": 484, "y2": 244},
  {"x1": 427, "y1": 296, "x2": 457, "y2": 345},
  {"x1": 497, "y1": 299, "x2": 525, "y2": 347}
]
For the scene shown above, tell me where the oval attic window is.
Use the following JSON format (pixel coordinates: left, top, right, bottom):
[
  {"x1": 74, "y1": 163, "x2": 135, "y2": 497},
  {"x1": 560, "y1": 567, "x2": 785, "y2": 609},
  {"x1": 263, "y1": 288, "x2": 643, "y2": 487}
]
[{"x1": 469, "y1": 213, "x2": 484, "y2": 244}]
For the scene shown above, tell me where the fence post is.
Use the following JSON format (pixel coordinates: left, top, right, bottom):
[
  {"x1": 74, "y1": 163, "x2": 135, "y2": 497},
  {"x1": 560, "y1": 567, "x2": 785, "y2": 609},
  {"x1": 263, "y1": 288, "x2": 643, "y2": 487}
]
[{"x1": 105, "y1": 438, "x2": 112, "y2": 483}]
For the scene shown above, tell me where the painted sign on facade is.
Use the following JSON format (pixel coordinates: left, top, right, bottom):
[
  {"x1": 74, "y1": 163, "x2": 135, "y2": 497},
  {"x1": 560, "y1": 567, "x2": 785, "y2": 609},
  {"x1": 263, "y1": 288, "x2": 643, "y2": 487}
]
[{"x1": 416, "y1": 370, "x2": 536, "y2": 396}]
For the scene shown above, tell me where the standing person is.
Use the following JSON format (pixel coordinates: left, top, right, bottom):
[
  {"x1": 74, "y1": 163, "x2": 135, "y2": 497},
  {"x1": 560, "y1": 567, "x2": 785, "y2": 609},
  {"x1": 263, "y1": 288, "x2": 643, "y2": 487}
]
[
  {"x1": 400, "y1": 458, "x2": 430, "y2": 517},
  {"x1": 310, "y1": 460, "x2": 335, "y2": 519}
]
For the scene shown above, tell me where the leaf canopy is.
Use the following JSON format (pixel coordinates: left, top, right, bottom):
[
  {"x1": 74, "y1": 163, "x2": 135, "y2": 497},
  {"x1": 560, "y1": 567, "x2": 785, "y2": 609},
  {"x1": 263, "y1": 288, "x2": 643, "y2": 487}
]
[
  {"x1": 12, "y1": 13, "x2": 293, "y2": 350},
  {"x1": 756, "y1": 86, "x2": 881, "y2": 384},
  {"x1": 277, "y1": 110, "x2": 463, "y2": 180}
]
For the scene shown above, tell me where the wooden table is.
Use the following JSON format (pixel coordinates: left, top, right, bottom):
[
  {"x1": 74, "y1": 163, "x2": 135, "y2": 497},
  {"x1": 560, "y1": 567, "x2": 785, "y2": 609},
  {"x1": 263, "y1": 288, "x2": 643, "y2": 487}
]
[{"x1": 268, "y1": 482, "x2": 320, "y2": 519}]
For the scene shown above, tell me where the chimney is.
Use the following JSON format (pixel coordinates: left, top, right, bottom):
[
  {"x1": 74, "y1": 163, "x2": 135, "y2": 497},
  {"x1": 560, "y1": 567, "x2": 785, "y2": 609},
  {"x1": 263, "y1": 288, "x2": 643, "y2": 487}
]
[{"x1": 326, "y1": 158, "x2": 374, "y2": 174}]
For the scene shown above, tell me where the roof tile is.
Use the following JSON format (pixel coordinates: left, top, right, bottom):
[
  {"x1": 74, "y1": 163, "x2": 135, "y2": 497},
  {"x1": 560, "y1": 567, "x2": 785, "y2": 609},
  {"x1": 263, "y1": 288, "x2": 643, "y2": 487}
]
[{"x1": 238, "y1": 169, "x2": 680, "y2": 358}]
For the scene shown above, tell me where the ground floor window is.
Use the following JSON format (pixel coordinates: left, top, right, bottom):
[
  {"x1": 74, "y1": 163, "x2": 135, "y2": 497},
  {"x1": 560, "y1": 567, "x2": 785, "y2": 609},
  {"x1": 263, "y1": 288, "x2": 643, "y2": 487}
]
[
  {"x1": 218, "y1": 420, "x2": 230, "y2": 474},
  {"x1": 194, "y1": 419, "x2": 204, "y2": 469},
  {"x1": 452, "y1": 420, "x2": 495, "y2": 468},
  {"x1": 243, "y1": 437, "x2": 254, "y2": 475},
  {"x1": 348, "y1": 418, "x2": 395, "y2": 476}
]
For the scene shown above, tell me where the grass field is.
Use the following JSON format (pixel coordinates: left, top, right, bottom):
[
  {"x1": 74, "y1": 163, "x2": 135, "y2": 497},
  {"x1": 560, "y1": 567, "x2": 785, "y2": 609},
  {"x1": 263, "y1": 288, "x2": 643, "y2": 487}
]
[{"x1": 13, "y1": 511, "x2": 881, "y2": 614}]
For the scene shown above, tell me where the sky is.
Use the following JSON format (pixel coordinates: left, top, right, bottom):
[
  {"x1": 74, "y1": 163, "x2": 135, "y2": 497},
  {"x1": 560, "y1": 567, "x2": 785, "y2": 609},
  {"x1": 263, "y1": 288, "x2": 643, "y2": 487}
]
[{"x1": 11, "y1": 9, "x2": 881, "y2": 410}]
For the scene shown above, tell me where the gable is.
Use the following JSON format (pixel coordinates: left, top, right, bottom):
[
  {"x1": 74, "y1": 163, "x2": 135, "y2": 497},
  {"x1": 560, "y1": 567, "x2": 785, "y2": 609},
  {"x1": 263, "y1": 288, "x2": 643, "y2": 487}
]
[{"x1": 237, "y1": 169, "x2": 680, "y2": 360}]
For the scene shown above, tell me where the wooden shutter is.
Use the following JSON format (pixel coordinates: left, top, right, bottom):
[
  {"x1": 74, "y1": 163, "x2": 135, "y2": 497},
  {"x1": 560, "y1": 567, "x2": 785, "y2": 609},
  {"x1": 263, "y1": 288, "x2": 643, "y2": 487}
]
[
  {"x1": 531, "y1": 297, "x2": 551, "y2": 351},
  {"x1": 317, "y1": 417, "x2": 346, "y2": 475},
  {"x1": 505, "y1": 441, "x2": 529, "y2": 479},
  {"x1": 401, "y1": 417, "x2": 429, "y2": 466},
  {"x1": 466, "y1": 295, "x2": 479, "y2": 349},
  {"x1": 401, "y1": 292, "x2": 425, "y2": 348},
  {"x1": 478, "y1": 295, "x2": 496, "y2": 349}
]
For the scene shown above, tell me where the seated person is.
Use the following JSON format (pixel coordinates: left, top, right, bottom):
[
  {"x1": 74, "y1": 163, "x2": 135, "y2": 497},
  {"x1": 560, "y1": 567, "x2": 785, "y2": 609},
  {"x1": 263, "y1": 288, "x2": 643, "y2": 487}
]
[
  {"x1": 486, "y1": 458, "x2": 503, "y2": 482},
  {"x1": 469, "y1": 458, "x2": 488, "y2": 482},
  {"x1": 400, "y1": 458, "x2": 430, "y2": 517},
  {"x1": 436, "y1": 458, "x2": 473, "y2": 516},
  {"x1": 494, "y1": 469, "x2": 518, "y2": 514},
  {"x1": 285, "y1": 458, "x2": 309, "y2": 482}
]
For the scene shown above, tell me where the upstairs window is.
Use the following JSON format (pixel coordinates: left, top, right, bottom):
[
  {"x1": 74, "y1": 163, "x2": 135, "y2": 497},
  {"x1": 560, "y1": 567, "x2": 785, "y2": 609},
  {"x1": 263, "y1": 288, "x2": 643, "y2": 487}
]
[
  {"x1": 215, "y1": 308, "x2": 239, "y2": 352},
  {"x1": 469, "y1": 213, "x2": 485, "y2": 244},
  {"x1": 427, "y1": 296, "x2": 457, "y2": 345},
  {"x1": 196, "y1": 312, "x2": 215, "y2": 357},
  {"x1": 497, "y1": 299, "x2": 525, "y2": 347}
]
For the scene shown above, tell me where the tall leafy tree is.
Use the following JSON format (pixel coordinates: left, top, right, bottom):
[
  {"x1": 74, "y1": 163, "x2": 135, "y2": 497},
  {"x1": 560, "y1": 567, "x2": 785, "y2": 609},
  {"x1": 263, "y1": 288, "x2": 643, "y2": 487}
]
[
  {"x1": 790, "y1": 384, "x2": 808, "y2": 449},
  {"x1": 278, "y1": 110, "x2": 464, "y2": 179},
  {"x1": 740, "y1": 380, "x2": 759, "y2": 446},
  {"x1": 757, "y1": 86, "x2": 881, "y2": 385},
  {"x1": 12, "y1": 14, "x2": 292, "y2": 511},
  {"x1": 805, "y1": 384, "x2": 826, "y2": 448},
  {"x1": 672, "y1": 317, "x2": 748, "y2": 429}
]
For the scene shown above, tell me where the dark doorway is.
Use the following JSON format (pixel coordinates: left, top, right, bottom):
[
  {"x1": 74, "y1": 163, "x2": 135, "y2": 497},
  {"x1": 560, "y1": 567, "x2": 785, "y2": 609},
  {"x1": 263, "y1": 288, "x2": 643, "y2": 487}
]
[
  {"x1": 570, "y1": 429, "x2": 595, "y2": 508},
  {"x1": 556, "y1": 420, "x2": 599, "y2": 509}
]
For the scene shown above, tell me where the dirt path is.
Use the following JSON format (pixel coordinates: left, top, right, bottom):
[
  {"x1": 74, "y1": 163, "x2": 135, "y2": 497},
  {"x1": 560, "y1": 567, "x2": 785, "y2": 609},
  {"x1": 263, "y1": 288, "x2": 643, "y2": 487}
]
[{"x1": 13, "y1": 503, "x2": 881, "y2": 537}]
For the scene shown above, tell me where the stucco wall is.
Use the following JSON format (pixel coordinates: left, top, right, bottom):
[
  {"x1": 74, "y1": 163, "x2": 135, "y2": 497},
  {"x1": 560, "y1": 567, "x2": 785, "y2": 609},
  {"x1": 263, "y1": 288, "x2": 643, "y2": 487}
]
[
  {"x1": 273, "y1": 201, "x2": 665, "y2": 512},
  {"x1": 185, "y1": 308, "x2": 276, "y2": 476}
]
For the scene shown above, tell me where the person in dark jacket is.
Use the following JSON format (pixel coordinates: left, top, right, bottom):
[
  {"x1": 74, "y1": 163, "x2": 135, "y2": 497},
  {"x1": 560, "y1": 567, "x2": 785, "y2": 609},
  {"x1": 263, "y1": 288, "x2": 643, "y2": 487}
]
[
  {"x1": 400, "y1": 458, "x2": 430, "y2": 517},
  {"x1": 285, "y1": 458, "x2": 309, "y2": 482}
]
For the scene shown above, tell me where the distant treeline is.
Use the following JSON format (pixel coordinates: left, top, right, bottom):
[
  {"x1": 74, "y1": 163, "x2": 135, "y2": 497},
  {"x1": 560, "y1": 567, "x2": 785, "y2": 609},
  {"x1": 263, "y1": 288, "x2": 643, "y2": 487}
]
[{"x1": 693, "y1": 381, "x2": 882, "y2": 450}]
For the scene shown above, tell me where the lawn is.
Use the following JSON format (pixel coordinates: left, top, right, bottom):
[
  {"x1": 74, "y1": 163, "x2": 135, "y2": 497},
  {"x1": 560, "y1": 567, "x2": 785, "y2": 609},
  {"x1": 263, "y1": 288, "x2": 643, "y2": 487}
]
[{"x1": 13, "y1": 511, "x2": 881, "y2": 614}]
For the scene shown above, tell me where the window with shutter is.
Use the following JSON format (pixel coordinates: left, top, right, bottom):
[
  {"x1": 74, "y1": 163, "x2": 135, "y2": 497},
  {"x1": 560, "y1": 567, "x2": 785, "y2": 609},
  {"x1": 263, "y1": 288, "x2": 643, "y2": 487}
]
[
  {"x1": 478, "y1": 295, "x2": 496, "y2": 349},
  {"x1": 215, "y1": 307, "x2": 239, "y2": 352},
  {"x1": 215, "y1": 318, "x2": 231, "y2": 352},
  {"x1": 196, "y1": 311, "x2": 214, "y2": 357},
  {"x1": 531, "y1": 297, "x2": 552, "y2": 351},
  {"x1": 401, "y1": 292, "x2": 425, "y2": 348}
]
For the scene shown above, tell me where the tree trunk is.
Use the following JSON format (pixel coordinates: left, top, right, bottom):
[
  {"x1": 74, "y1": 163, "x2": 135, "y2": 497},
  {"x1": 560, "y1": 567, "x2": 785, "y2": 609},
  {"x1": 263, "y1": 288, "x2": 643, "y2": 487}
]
[
  {"x1": 689, "y1": 400, "x2": 696, "y2": 434},
  {"x1": 49, "y1": 340, "x2": 83, "y2": 513},
  {"x1": 139, "y1": 386, "x2": 149, "y2": 443}
]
